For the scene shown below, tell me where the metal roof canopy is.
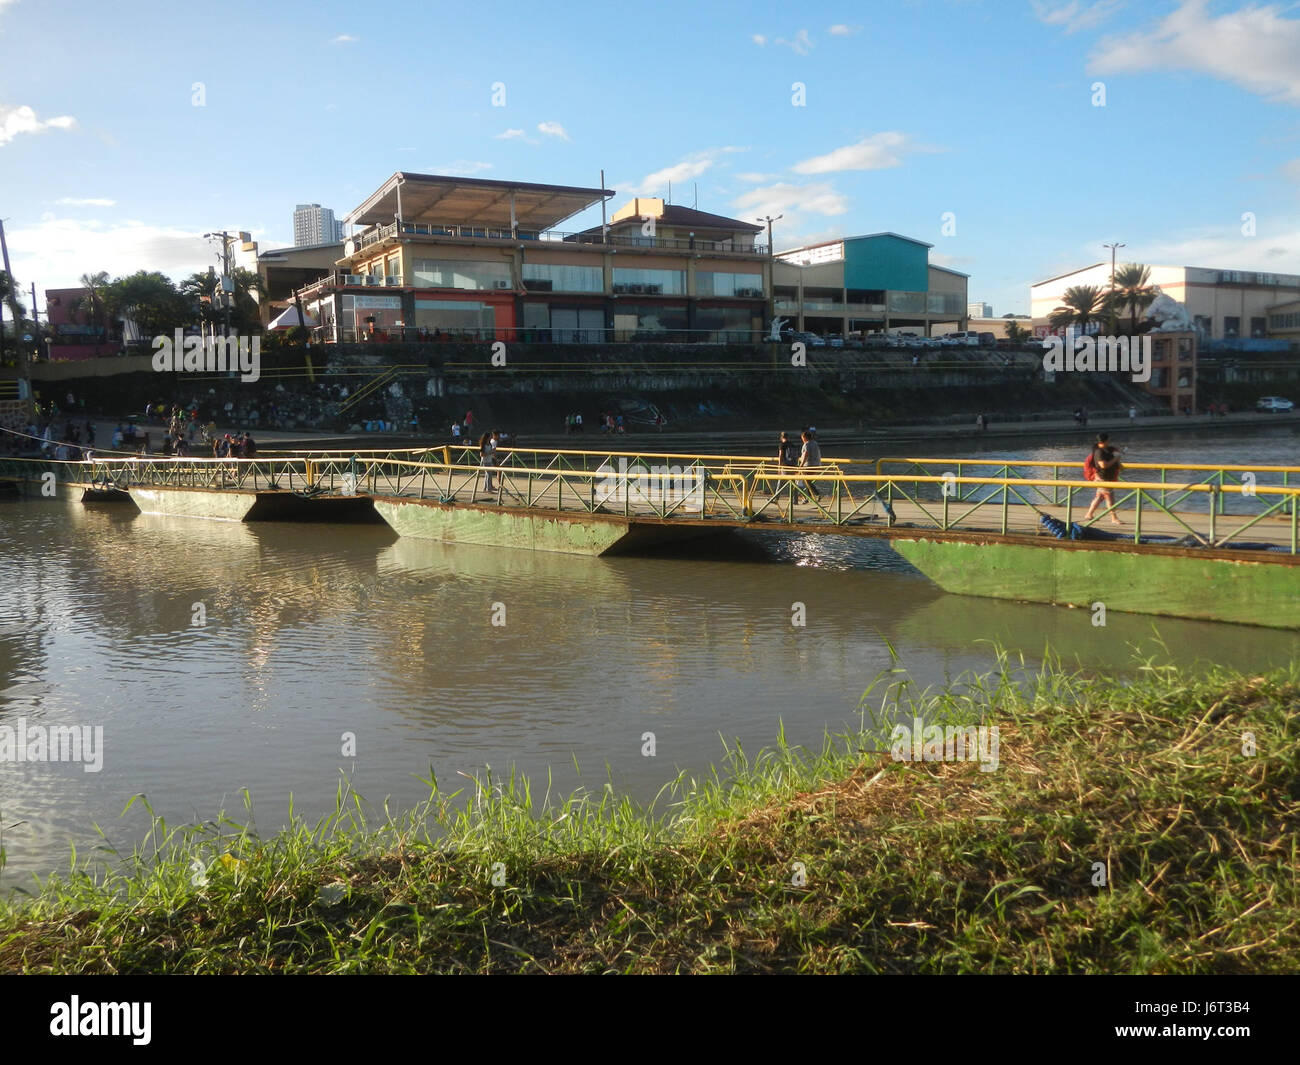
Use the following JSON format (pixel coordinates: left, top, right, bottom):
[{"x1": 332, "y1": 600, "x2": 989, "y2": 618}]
[{"x1": 344, "y1": 172, "x2": 613, "y2": 231}]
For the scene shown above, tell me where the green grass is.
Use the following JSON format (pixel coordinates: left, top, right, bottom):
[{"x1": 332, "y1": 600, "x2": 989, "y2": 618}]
[{"x1": 1, "y1": 652, "x2": 1297, "y2": 974}]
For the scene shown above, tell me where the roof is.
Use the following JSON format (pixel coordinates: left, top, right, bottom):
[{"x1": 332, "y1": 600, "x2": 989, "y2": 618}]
[
  {"x1": 1030, "y1": 263, "x2": 1110, "y2": 287},
  {"x1": 345, "y1": 172, "x2": 612, "y2": 230},
  {"x1": 258, "y1": 241, "x2": 345, "y2": 261},
  {"x1": 573, "y1": 204, "x2": 762, "y2": 238},
  {"x1": 779, "y1": 232, "x2": 935, "y2": 256},
  {"x1": 929, "y1": 264, "x2": 970, "y2": 278}
]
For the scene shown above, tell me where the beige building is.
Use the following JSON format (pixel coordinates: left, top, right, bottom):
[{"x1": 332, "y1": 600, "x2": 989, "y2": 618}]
[
  {"x1": 290, "y1": 172, "x2": 769, "y2": 343},
  {"x1": 1030, "y1": 263, "x2": 1300, "y2": 342}
]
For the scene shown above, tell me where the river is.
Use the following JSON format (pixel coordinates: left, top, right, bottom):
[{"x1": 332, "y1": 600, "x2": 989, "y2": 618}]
[{"x1": 0, "y1": 422, "x2": 1296, "y2": 886}]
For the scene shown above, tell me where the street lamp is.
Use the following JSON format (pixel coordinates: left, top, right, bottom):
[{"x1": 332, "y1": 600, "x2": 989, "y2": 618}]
[
  {"x1": 1103, "y1": 242, "x2": 1125, "y2": 288},
  {"x1": 757, "y1": 214, "x2": 782, "y2": 339}
]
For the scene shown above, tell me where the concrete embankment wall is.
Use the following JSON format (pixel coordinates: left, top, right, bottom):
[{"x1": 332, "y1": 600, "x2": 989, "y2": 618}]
[{"x1": 31, "y1": 342, "x2": 1158, "y2": 437}]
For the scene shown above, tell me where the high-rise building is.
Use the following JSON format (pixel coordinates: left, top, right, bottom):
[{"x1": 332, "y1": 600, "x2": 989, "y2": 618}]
[
  {"x1": 968, "y1": 301, "x2": 993, "y2": 319},
  {"x1": 293, "y1": 203, "x2": 343, "y2": 247}
]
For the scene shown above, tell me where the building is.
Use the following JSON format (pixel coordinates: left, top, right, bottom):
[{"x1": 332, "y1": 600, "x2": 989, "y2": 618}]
[
  {"x1": 1030, "y1": 263, "x2": 1300, "y2": 346},
  {"x1": 43, "y1": 287, "x2": 117, "y2": 360},
  {"x1": 1145, "y1": 332, "x2": 1198, "y2": 414},
  {"x1": 773, "y1": 234, "x2": 968, "y2": 337},
  {"x1": 968, "y1": 301, "x2": 992, "y2": 319},
  {"x1": 293, "y1": 204, "x2": 343, "y2": 248},
  {"x1": 294, "y1": 172, "x2": 770, "y2": 343}
]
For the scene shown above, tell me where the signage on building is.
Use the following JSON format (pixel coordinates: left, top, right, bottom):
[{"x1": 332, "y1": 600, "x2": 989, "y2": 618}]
[{"x1": 352, "y1": 295, "x2": 402, "y2": 309}]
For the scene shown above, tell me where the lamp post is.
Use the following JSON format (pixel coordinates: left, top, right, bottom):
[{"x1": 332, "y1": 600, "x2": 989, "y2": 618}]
[
  {"x1": 757, "y1": 214, "x2": 782, "y2": 340},
  {"x1": 1103, "y1": 242, "x2": 1125, "y2": 333}
]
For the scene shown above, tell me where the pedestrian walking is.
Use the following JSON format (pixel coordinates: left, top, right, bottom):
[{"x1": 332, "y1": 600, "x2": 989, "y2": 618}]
[
  {"x1": 1083, "y1": 432, "x2": 1123, "y2": 525},
  {"x1": 797, "y1": 429, "x2": 823, "y2": 503}
]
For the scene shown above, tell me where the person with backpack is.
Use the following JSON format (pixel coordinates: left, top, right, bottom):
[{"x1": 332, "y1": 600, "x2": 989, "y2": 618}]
[
  {"x1": 1083, "y1": 432, "x2": 1123, "y2": 525},
  {"x1": 776, "y1": 431, "x2": 799, "y2": 469}
]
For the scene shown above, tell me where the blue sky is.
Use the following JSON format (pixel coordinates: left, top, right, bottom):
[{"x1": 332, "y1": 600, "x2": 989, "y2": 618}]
[{"x1": 2, "y1": 0, "x2": 1299, "y2": 315}]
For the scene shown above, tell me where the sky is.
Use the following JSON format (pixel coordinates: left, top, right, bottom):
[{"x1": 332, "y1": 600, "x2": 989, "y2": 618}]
[{"x1": 1, "y1": 0, "x2": 1299, "y2": 316}]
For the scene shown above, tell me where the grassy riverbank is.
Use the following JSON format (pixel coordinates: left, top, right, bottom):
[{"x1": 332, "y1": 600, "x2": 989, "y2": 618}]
[{"x1": 2, "y1": 655, "x2": 1297, "y2": 974}]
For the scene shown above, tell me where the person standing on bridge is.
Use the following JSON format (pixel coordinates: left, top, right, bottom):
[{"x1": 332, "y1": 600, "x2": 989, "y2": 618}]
[
  {"x1": 479, "y1": 430, "x2": 498, "y2": 495},
  {"x1": 1083, "y1": 433, "x2": 1123, "y2": 526},
  {"x1": 777, "y1": 431, "x2": 799, "y2": 469},
  {"x1": 797, "y1": 429, "x2": 823, "y2": 504}
]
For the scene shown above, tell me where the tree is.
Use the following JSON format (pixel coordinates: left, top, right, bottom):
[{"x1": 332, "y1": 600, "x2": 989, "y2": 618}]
[
  {"x1": 1112, "y1": 263, "x2": 1157, "y2": 332},
  {"x1": 1048, "y1": 284, "x2": 1112, "y2": 334},
  {"x1": 77, "y1": 270, "x2": 111, "y2": 341},
  {"x1": 180, "y1": 266, "x2": 262, "y2": 335},
  {"x1": 104, "y1": 271, "x2": 190, "y2": 342},
  {"x1": 1005, "y1": 320, "x2": 1031, "y2": 344}
]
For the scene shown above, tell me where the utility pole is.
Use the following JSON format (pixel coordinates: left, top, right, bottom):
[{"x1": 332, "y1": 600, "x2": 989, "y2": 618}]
[
  {"x1": 756, "y1": 214, "x2": 782, "y2": 340},
  {"x1": 0, "y1": 218, "x2": 16, "y2": 369},
  {"x1": 204, "y1": 230, "x2": 234, "y2": 338}
]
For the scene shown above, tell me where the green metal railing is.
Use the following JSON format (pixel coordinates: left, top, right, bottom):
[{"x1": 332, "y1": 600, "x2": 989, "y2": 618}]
[{"x1": 4, "y1": 451, "x2": 1297, "y2": 554}]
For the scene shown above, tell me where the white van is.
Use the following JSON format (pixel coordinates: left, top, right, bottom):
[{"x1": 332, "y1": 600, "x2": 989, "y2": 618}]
[{"x1": 946, "y1": 331, "x2": 981, "y2": 347}]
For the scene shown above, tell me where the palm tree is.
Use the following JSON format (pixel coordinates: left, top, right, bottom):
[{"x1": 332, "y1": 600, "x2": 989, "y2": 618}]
[
  {"x1": 78, "y1": 270, "x2": 111, "y2": 344},
  {"x1": 1049, "y1": 284, "x2": 1110, "y2": 334},
  {"x1": 1111, "y1": 263, "x2": 1157, "y2": 332}
]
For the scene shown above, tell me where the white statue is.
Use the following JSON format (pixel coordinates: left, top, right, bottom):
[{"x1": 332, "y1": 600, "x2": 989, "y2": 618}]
[
  {"x1": 1144, "y1": 292, "x2": 1193, "y2": 333},
  {"x1": 768, "y1": 316, "x2": 789, "y2": 341}
]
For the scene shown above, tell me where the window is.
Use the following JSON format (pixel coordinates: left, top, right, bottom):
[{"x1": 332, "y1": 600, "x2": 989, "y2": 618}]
[
  {"x1": 1223, "y1": 316, "x2": 1240, "y2": 338},
  {"x1": 697, "y1": 271, "x2": 764, "y2": 298},
  {"x1": 927, "y1": 291, "x2": 965, "y2": 315},
  {"x1": 521, "y1": 263, "x2": 603, "y2": 293},
  {"x1": 611, "y1": 268, "x2": 685, "y2": 295},
  {"x1": 888, "y1": 291, "x2": 926, "y2": 313},
  {"x1": 1251, "y1": 316, "x2": 1267, "y2": 338},
  {"x1": 1194, "y1": 315, "x2": 1212, "y2": 335},
  {"x1": 411, "y1": 258, "x2": 511, "y2": 290}
]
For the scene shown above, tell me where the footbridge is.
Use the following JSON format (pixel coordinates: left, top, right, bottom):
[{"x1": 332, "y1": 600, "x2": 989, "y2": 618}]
[{"x1": 1, "y1": 445, "x2": 1296, "y2": 628}]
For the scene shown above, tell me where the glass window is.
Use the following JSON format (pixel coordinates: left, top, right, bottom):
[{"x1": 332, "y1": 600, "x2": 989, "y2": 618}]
[
  {"x1": 1250, "y1": 316, "x2": 1267, "y2": 337},
  {"x1": 612, "y1": 268, "x2": 685, "y2": 295},
  {"x1": 697, "y1": 271, "x2": 764, "y2": 297},
  {"x1": 522, "y1": 263, "x2": 603, "y2": 292},
  {"x1": 888, "y1": 291, "x2": 926, "y2": 313},
  {"x1": 411, "y1": 259, "x2": 511, "y2": 290},
  {"x1": 1223, "y1": 316, "x2": 1240, "y2": 338}
]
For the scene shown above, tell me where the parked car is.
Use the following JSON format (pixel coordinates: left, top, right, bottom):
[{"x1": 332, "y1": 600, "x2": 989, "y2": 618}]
[
  {"x1": 978, "y1": 332, "x2": 996, "y2": 347},
  {"x1": 1256, "y1": 396, "x2": 1294, "y2": 413},
  {"x1": 946, "y1": 331, "x2": 981, "y2": 347},
  {"x1": 827, "y1": 334, "x2": 845, "y2": 348}
]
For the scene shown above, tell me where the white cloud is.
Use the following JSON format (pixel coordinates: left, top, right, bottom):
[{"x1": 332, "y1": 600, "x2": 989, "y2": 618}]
[
  {"x1": 734, "y1": 171, "x2": 780, "y2": 183},
  {"x1": 1090, "y1": 0, "x2": 1300, "y2": 105},
  {"x1": 1119, "y1": 222, "x2": 1300, "y2": 274},
  {"x1": 774, "y1": 29, "x2": 814, "y2": 55},
  {"x1": 1031, "y1": 0, "x2": 1120, "y2": 34},
  {"x1": 494, "y1": 128, "x2": 528, "y2": 139},
  {"x1": 330, "y1": 34, "x2": 358, "y2": 44},
  {"x1": 6, "y1": 217, "x2": 220, "y2": 290},
  {"x1": 537, "y1": 121, "x2": 571, "y2": 141},
  {"x1": 0, "y1": 104, "x2": 76, "y2": 147},
  {"x1": 731, "y1": 181, "x2": 851, "y2": 244},
  {"x1": 828, "y1": 24, "x2": 860, "y2": 36},
  {"x1": 428, "y1": 160, "x2": 493, "y2": 176},
  {"x1": 55, "y1": 197, "x2": 115, "y2": 207},
  {"x1": 751, "y1": 33, "x2": 767, "y2": 46},
  {"x1": 1284, "y1": 157, "x2": 1300, "y2": 180},
  {"x1": 629, "y1": 147, "x2": 747, "y2": 196},
  {"x1": 792, "y1": 131, "x2": 937, "y2": 174}
]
